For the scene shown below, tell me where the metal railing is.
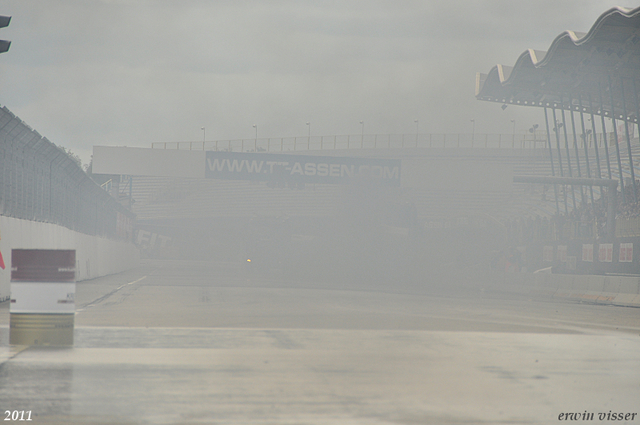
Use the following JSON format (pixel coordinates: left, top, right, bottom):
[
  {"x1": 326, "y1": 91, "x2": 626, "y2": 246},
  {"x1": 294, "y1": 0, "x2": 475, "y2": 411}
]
[
  {"x1": 152, "y1": 133, "x2": 541, "y2": 152},
  {"x1": 151, "y1": 132, "x2": 614, "y2": 153}
]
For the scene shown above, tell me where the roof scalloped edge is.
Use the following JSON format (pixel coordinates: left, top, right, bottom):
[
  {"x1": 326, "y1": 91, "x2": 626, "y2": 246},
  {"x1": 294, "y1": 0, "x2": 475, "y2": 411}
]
[
  {"x1": 476, "y1": 6, "x2": 640, "y2": 95},
  {"x1": 535, "y1": 6, "x2": 640, "y2": 67}
]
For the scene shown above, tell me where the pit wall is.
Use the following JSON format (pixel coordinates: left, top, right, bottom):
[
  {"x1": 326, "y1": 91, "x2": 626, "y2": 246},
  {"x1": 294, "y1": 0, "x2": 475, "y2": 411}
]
[
  {"x1": 465, "y1": 271, "x2": 640, "y2": 308},
  {"x1": 0, "y1": 215, "x2": 140, "y2": 302}
]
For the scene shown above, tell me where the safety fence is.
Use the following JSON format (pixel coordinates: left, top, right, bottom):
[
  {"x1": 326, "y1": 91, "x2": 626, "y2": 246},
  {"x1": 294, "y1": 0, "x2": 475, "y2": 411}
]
[{"x1": 0, "y1": 106, "x2": 134, "y2": 240}]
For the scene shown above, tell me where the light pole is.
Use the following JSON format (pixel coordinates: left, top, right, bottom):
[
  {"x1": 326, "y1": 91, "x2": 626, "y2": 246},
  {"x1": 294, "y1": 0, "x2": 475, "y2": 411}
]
[
  {"x1": 306, "y1": 122, "x2": 310, "y2": 148},
  {"x1": 359, "y1": 120, "x2": 364, "y2": 148},
  {"x1": 471, "y1": 119, "x2": 475, "y2": 146},
  {"x1": 511, "y1": 119, "x2": 516, "y2": 147},
  {"x1": 252, "y1": 124, "x2": 257, "y2": 152},
  {"x1": 414, "y1": 119, "x2": 419, "y2": 145},
  {"x1": 201, "y1": 127, "x2": 205, "y2": 142}
]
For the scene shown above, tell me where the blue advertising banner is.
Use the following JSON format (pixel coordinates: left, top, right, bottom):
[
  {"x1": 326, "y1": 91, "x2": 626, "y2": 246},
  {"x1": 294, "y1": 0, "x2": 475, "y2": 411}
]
[{"x1": 205, "y1": 151, "x2": 400, "y2": 186}]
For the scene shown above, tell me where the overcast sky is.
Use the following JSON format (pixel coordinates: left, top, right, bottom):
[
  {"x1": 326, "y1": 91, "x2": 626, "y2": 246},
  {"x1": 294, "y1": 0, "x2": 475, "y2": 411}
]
[{"x1": 0, "y1": 0, "x2": 630, "y2": 164}]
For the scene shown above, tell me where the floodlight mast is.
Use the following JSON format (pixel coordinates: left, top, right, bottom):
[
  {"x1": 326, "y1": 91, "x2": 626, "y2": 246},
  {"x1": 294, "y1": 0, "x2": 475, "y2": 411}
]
[{"x1": 0, "y1": 16, "x2": 11, "y2": 54}]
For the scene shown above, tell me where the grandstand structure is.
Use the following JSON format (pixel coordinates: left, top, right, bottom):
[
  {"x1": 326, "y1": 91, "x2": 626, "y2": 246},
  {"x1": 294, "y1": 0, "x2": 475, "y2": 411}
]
[
  {"x1": 476, "y1": 6, "x2": 640, "y2": 274},
  {"x1": 477, "y1": 6, "x2": 640, "y2": 199}
]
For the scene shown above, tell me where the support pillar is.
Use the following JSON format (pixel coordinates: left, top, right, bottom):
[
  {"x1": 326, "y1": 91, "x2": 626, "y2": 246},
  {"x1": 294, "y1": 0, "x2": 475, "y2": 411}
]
[
  {"x1": 585, "y1": 94, "x2": 602, "y2": 179},
  {"x1": 560, "y1": 98, "x2": 578, "y2": 210},
  {"x1": 607, "y1": 188, "x2": 617, "y2": 240},
  {"x1": 552, "y1": 107, "x2": 569, "y2": 213},
  {"x1": 619, "y1": 77, "x2": 637, "y2": 201},
  {"x1": 576, "y1": 95, "x2": 595, "y2": 204},
  {"x1": 544, "y1": 107, "x2": 561, "y2": 215},
  {"x1": 608, "y1": 75, "x2": 625, "y2": 203},
  {"x1": 598, "y1": 83, "x2": 613, "y2": 180},
  {"x1": 568, "y1": 96, "x2": 587, "y2": 205}
]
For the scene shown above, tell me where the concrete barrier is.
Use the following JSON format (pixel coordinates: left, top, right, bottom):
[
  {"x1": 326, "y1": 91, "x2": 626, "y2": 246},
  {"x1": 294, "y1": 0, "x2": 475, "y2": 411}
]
[
  {"x1": 509, "y1": 273, "x2": 532, "y2": 295},
  {"x1": 475, "y1": 271, "x2": 640, "y2": 307},
  {"x1": 596, "y1": 276, "x2": 620, "y2": 304},
  {"x1": 531, "y1": 273, "x2": 560, "y2": 298},
  {"x1": 581, "y1": 275, "x2": 605, "y2": 302},
  {"x1": 610, "y1": 277, "x2": 640, "y2": 307},
  {"x1": 0, "y1": 216, "x2": 139, "y2": 302},
  {"x1": 553, "y1": 274, "x2": 575, "y2": 299},
  {"x1": 617, "y1": 277, "x2": 640, "y2": 295}
]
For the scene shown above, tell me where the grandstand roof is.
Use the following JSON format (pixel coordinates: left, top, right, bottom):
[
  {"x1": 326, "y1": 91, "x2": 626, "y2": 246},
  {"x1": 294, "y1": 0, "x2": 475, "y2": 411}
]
[{"x1": 475, "y1": 6, "x2": 640, "y2": 122}]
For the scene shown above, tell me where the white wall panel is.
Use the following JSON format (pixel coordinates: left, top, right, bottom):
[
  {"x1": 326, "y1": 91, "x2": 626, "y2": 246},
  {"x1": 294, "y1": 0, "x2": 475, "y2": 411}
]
[{"x1": 0, "y1": 216, "x2": 139, "y2": 302}]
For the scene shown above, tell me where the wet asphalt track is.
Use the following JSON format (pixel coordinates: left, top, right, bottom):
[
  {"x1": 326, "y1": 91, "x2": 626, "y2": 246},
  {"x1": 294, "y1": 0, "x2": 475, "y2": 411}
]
[{"x1": 1, "y1": 259, "x2": 639, "y2": 424}]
